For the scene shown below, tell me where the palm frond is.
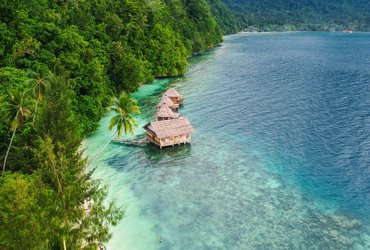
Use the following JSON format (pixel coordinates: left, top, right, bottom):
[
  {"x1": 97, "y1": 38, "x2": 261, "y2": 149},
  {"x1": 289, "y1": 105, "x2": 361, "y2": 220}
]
[
  {"x1": 127, "y1": 115, "x2": 138, "y2": 127},
  {"x1": 109, "y1": 93, "x2": 141, "y2": 137},
  {"x1": 5, "y1": 90, "x2": 31, "y2": 130},
  {"x1": 108, "y1": 115, "x2": 120, "y2": 131}
]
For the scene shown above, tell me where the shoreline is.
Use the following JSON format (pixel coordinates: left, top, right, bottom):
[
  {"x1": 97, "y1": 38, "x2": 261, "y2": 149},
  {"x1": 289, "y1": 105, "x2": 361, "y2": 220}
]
[
  {"x1": 83, "y1": 78, "x2": 180, "y2": 250},
  {"x1": 83, "y1": 32, "x2": 370, "y2": 249}
]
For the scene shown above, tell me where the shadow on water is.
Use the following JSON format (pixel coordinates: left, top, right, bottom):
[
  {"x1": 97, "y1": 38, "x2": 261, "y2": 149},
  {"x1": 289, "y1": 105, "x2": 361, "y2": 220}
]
[
  {"x1": 104, "y1": 143, "x2": 192, "y2": 172},
  {"x1": 142, "y1": 143, "x2": 192, "y2": 165}
]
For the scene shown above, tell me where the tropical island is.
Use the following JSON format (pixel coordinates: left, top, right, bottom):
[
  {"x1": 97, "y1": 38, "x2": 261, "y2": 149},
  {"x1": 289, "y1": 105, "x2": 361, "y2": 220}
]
[{"x1": 1, "y1": 0, "x2": 369, "y2": 248}]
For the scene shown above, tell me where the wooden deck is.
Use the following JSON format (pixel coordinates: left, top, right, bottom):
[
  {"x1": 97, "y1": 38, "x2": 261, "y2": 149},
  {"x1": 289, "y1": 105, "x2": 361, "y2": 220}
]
[
  {"x1": 111, "y1": 138, "x2": 148, "y2": 147},
  {"x1": 158, "y1": 137, "x2": 191, "y2": 148}
]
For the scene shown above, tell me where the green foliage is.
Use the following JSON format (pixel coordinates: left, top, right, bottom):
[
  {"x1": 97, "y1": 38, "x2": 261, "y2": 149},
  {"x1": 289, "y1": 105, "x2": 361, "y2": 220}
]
[
  {"x1": 208, "y1": 0, "x2": 240, "y2": 34},
  {"x1": 109, "y1": 42, "x2": 150, "y2": 94},
  {"x1": 0, "y1": 0, "x2": 238, "y2": 247},
  {"x1": 109, "y1": 93, "x2": 141, "y2": 138},
  {"x1": 26, "y1": 67, "x2": 51, "y2": 124},
  {"x1": 34, "y1": 136, "x2": 123, "y2": 249},
  {"x1": 37, "y1": 75, "x2": 81, "y2": 154},
  {"x1": 0, "y1": 67, "x2": 28, "y2": 93},
  {"x1": 3, "y1": 90, "x2": 32, "y2": 131},
  {"x1": 26, "y1": 68, "x2": 50, "y2": 102},
  {"x1": 35, "y1": 75, "x2": 123, "y2": 248},
  {"x1": 223, "y1": 0, "x2": 370, "y2": 31},
  {"x1": 146, "y1": 23, "x2": 188, "y2": 76},
  {"x1": 0, "y1": 172, "x2": 56, "y2": 250},
  {"x1": 1, "y1": 90, "x2": 32, "y2": 174},
  {"x1": 0, "y1": 75, "x2": 123, "y2": 248},
  {"x1": 0, "y1": 0, "x2": 237, "y2": 135}
]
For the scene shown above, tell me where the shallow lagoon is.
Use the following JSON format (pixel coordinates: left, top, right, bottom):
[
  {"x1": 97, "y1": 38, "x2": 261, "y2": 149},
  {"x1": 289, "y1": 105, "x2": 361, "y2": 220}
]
[{"x1": 84, "y1": 32, "x2": 370, "y2": 249}]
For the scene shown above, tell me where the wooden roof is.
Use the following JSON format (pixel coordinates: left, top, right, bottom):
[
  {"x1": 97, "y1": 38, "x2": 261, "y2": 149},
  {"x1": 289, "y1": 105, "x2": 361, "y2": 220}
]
[
  {"x1": 157, "y1": 96, "x2": 174, "y2": 108},
  {"x1": 164, "y1": 88, "x2": 182, "y2": 98},
  {"x1": 145, "y1": 117, "x2": 193, "y2": 139},
  {"x1": 156, "y1": 106, "x2": 179, "y2": 118}
]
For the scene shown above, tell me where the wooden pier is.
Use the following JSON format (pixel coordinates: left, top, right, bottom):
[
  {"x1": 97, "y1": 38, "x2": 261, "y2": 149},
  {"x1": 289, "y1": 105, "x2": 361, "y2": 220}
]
[{"x1": 111, "y1": 138, "x2": 148, "y2": 147}]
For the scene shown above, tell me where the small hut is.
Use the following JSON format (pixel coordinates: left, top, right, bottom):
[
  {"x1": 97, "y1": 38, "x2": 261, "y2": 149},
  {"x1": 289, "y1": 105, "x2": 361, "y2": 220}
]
[
  {"x1": 156, "y1": 106, "x2": 179, "y2": 121},
  {"x1": 157, "y1": 96, "x2": 178, "y2": 112},
  {"x1": 164, "y1": 88, "x2": 184, "y2": 105},
  {"x1": 144, "y1": 117, "x2": 193, "y2": 148}
]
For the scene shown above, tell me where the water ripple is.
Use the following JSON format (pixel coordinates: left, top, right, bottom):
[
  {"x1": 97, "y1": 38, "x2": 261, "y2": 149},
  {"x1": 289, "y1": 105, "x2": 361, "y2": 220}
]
[{"x1": 85, "y1": 32, "x2": 370, "y2": 249}]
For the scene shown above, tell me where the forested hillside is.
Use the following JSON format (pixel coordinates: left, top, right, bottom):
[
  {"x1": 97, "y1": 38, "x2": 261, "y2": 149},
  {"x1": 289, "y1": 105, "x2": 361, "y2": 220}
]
[
  {"x1": 0, "y1": 0, "x2": 238, "y2": 135},
  {"x1": 0, "y1": 0, "x2": 238, "y2": 248},
  {"x1": 223, "y1": 0, "x2": 370, "y2": 31}
]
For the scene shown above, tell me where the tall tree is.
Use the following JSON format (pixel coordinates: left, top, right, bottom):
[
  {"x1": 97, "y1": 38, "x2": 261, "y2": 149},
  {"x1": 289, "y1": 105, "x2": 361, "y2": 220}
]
[
  {"x1": 92, "y1": 93, "x2": 141, "y2": 163},
  {"x1": 109, "y1": 93, "x2": 141, "y2": 138},
  {"x1": 26, "y1": 67, "x2": 51, "y2": 125},
  {"x1": 37, "y1": 75, "x2": 80, "y2": 154},
  {"x1": 35, "y1": 75, "x2": 123, "y2": 249},
  {"x1": 0, "y1": 172, "x2": 56, "y2": 250},
  {"x1": 2, "y1": 90, "x2": 31, "y2": 174}
]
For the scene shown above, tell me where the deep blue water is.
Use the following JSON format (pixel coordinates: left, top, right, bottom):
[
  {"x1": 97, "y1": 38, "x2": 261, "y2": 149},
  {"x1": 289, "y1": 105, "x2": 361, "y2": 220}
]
[{"x1": 85, "y1": 32, "x2": 370, "y2": 249}]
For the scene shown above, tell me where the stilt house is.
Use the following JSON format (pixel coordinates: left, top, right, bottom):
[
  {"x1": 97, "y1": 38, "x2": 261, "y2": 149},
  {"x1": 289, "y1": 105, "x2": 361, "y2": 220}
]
[
  {"x1": 144, "y1": 118, "x2": 193, "y2": 148},
  {"x1": 157, "y1": 96, "x2": 178, "y2": 112},
  {"x1": 156, "y1": 106, "x2": 179, "y2": 121},
  {"x1": 163, "y1": 88, "x2": 183, "y2": 109}
]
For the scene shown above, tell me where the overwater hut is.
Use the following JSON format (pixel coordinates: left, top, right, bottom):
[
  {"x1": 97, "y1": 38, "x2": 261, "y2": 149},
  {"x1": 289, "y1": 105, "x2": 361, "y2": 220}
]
[
  {"x1": 144, "y1": 117, "x2": 193, "y2": 148},
  {"x1": 157, "y1": 96, "x2": 177, "y2": 112},
  {"x1": 156, "y1": 106, "x2": 179, "y2": 121},
  {"x1": 164, "y1": 88, "x2": 184, "y2": 106}
]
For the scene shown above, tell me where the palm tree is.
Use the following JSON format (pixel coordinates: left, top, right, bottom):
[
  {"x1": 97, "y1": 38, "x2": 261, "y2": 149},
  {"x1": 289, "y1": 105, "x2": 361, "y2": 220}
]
[
  {"x1": 26, "y1": 68, "x2": 50, "y2": 124},
  {"x1": 91, "y1": 93, "x2": 140, "y2": 163},
  {"x1": 109, "y1": 93, "x2": 141, "y2": 138},
  {"x1": 2, "y1": 90, "x2": 31, "y2": 174}
]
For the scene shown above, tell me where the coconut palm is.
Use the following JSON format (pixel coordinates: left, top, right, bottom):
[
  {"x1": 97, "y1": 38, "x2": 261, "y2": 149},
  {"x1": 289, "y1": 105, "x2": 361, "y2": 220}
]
[
  {"x1": 91, "y1": 93, "x2": 140, "y2": 163},
  {"x1": 26, "y1": 68, "x2": 51, "y2": 124},
  {"x1": 2, "y1": 90, "x2": 31, "y2": 174},
  {"x1": 109, "y1": 93, "x2": 141, "y2": 138}
]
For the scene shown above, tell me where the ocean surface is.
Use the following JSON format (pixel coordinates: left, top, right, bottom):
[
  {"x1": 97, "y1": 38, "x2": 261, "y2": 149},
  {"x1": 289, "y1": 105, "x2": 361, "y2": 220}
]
[{"x1": 84, "y1": 32, "x2": 370, "y2": 249}]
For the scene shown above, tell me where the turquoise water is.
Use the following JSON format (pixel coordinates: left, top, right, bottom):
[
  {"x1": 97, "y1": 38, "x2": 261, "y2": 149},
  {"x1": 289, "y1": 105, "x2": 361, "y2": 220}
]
[{"x1": 84, "y1": 32, "x2": 370, "y2": 249}]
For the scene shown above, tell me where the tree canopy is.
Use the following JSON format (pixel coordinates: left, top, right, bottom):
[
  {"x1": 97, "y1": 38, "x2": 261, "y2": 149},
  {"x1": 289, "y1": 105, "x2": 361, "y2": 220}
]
[
  {"x1": 222, "y1": 0, "x2": 370, "y2": 31},
  {"x1": 0, "y1": 0, "x2": 238, "y2": 247},
  {"x1": 0, "y1": 0, "x2": 238, "y2": 135}
]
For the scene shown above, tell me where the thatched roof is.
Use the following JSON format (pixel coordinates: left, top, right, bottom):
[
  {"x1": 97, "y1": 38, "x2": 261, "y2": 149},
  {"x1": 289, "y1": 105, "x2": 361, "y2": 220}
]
[
  {"x1": 157, "y1": 96, "x2": 174, "y2": 108},
  {"x1": 145, "y1": 117, "x2": 193, "y2": 139},
  {"x1": 164, "y1": 88, "x2": 182, "y2": 98},
  {"x1": 156, "y1": 106, "x2": 179, "y2": 119}
]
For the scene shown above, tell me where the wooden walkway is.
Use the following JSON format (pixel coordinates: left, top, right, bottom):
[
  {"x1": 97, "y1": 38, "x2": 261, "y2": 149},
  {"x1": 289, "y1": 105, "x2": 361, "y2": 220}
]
[{"x1": 111, "y1": 138, "x2": 148, "y2": 147}]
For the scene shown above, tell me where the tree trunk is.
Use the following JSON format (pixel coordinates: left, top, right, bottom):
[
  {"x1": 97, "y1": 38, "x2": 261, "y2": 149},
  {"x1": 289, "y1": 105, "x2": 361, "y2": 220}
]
[
  {"x1": 63, "y1": 237, "x2": 67, "y2": 250},
  {"x1": 91, "y1": 133, "x2": 117, "y2": 164},
  {"x1": 32, "y1": 99, "x2": 39, "y2": 125},
  {"x1": 2, "y1": 125, "x2": 17, "y2": 174}
]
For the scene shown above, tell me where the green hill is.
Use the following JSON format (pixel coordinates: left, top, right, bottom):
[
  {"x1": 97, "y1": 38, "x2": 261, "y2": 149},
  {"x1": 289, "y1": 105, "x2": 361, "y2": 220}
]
[
  {"x1": 222, "y1": 0, "x2": 370, "y2": 31},
  {"x1": 0, "y1": 0, "x2": 238, "y2": 135}
]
